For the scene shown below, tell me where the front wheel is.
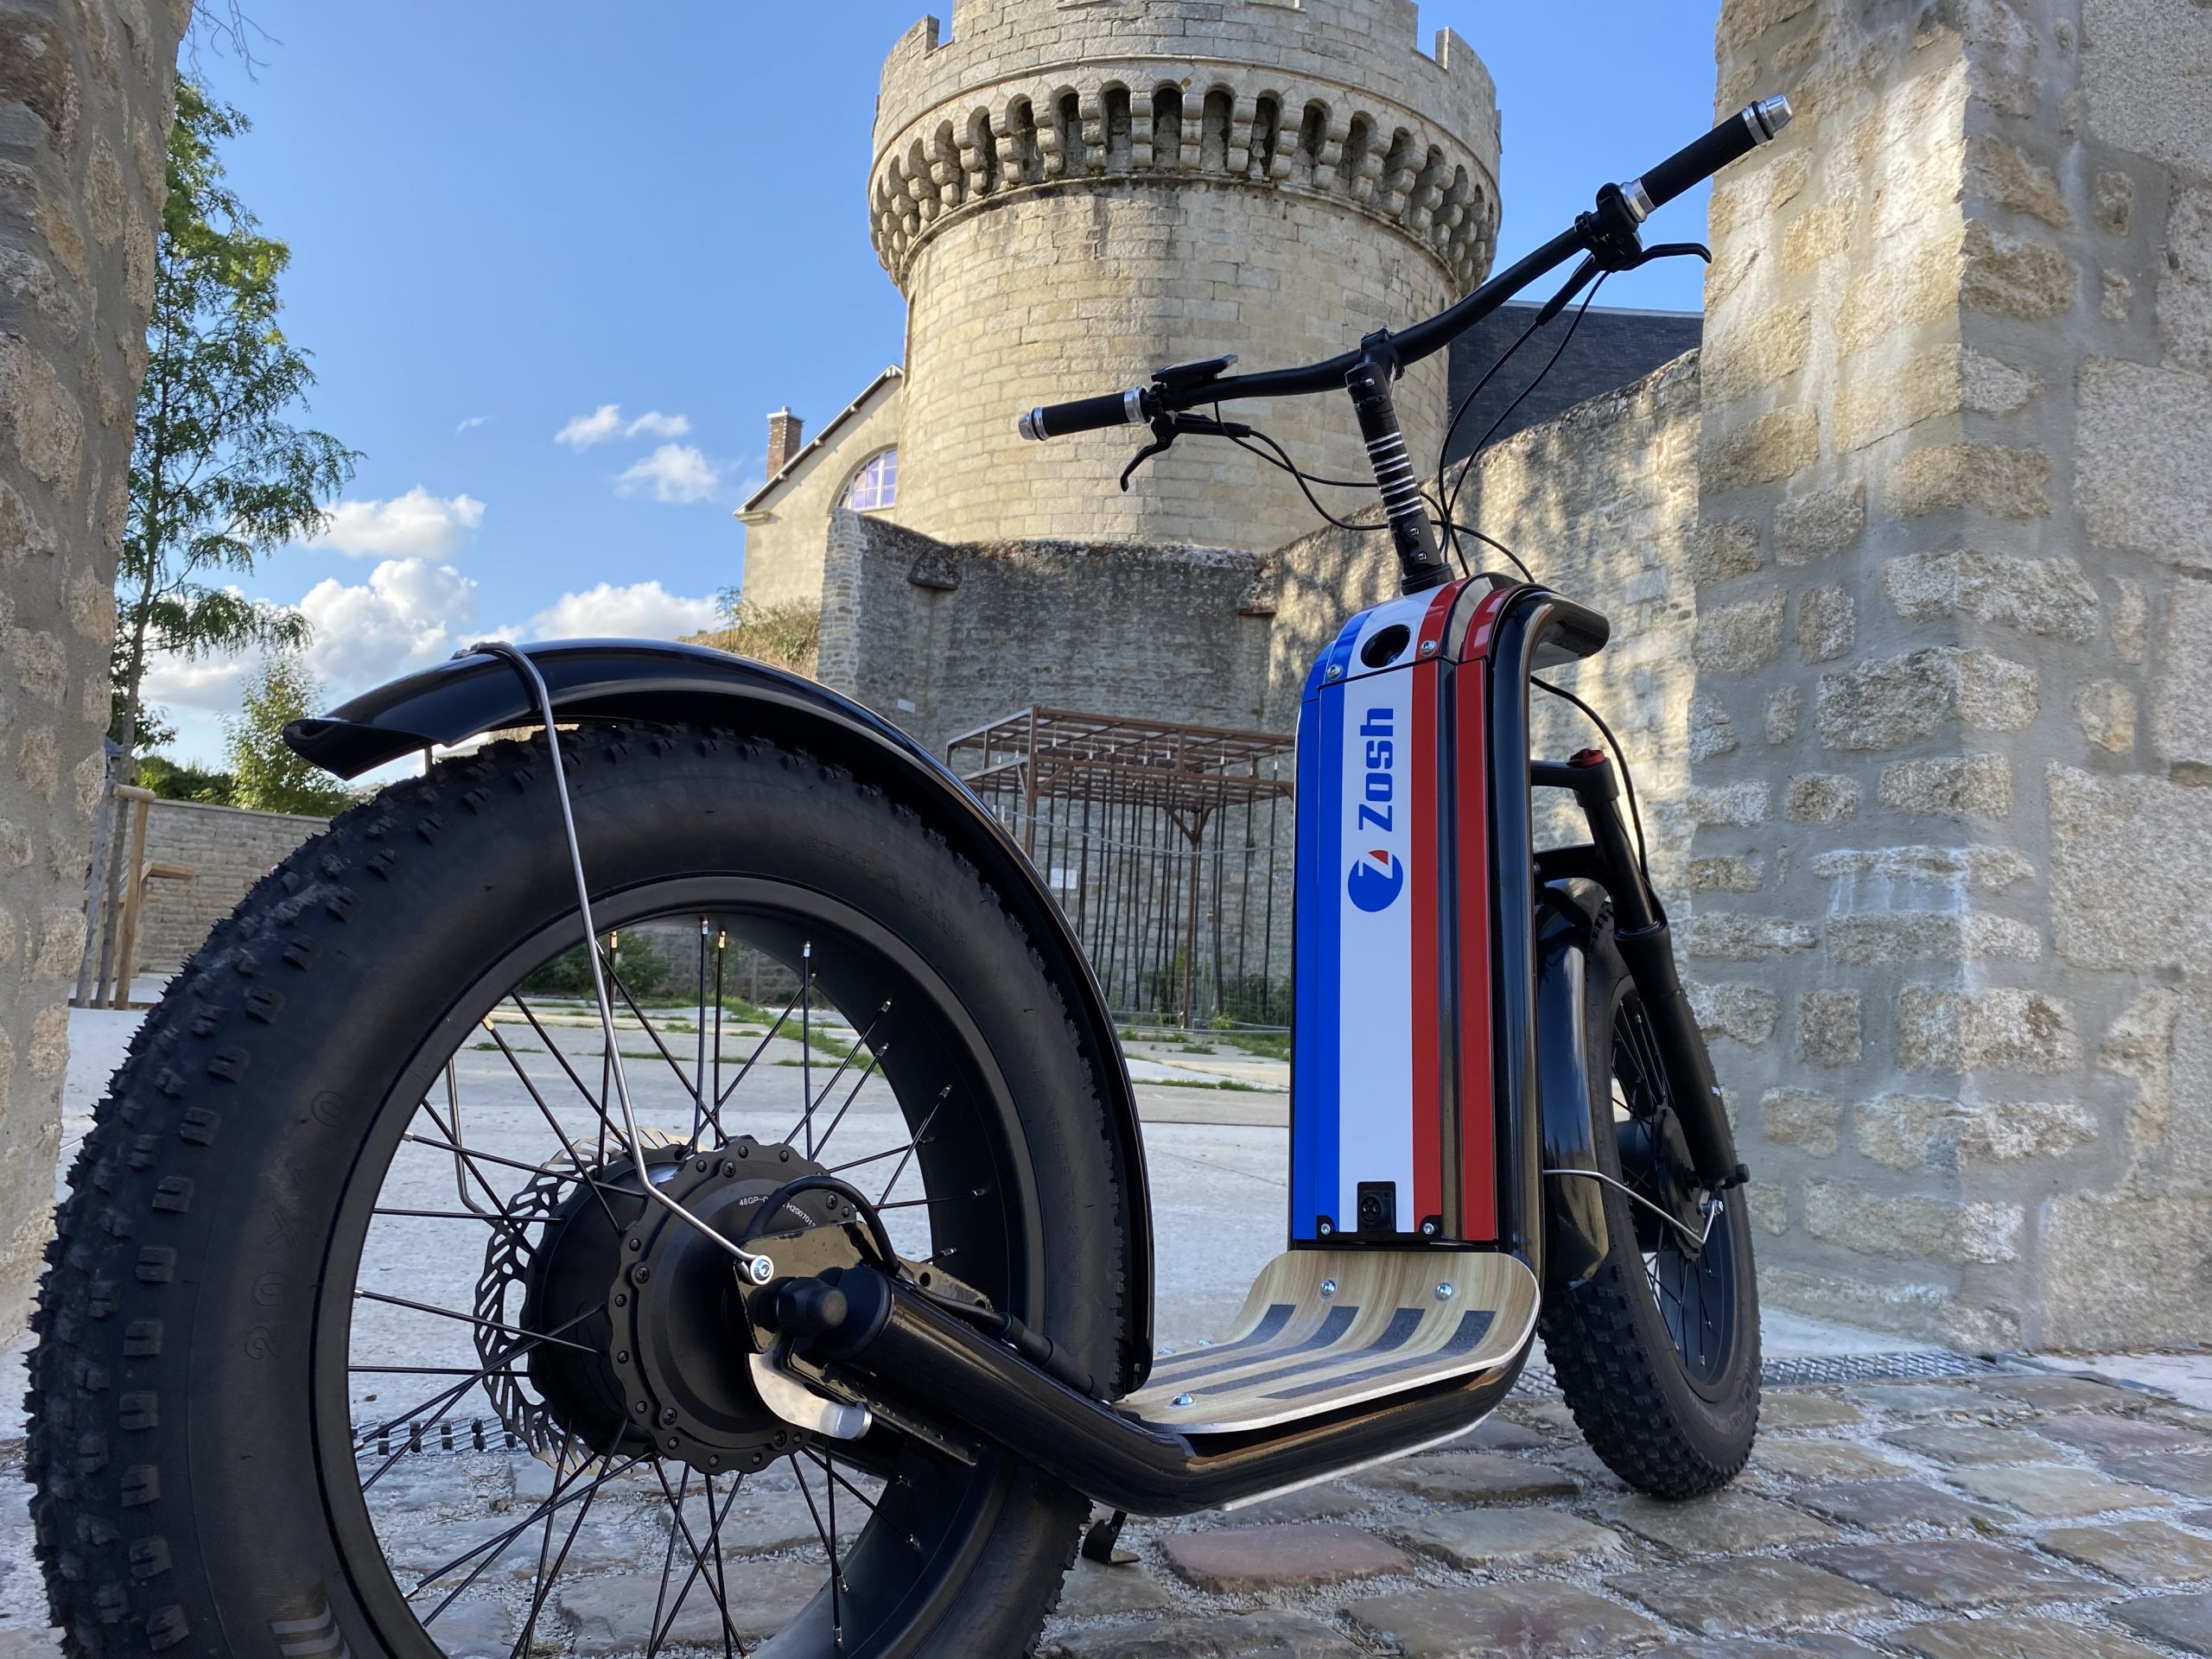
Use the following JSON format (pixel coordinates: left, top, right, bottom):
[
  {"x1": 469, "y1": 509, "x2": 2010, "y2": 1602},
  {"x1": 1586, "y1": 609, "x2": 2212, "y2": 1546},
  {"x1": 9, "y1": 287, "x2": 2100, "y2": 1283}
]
[
  {"x1": 30, "y1": 724, "x2": 1129, "y2": 1658},
  {"x1": 1539, "y1": 915, "x2": 1760, "y2": 1498}
]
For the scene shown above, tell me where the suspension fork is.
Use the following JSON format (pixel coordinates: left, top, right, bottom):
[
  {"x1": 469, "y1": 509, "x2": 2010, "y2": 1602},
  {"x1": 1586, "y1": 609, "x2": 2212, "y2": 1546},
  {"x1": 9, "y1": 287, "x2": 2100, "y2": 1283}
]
[{"x1": 1349, "y1": 332, "x2": 1454, "y2": 596}]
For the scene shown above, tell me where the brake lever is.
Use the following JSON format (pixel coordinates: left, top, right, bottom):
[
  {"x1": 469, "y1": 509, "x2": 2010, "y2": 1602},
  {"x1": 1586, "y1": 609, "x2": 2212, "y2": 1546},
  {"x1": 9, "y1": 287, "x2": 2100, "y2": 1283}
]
[
  {"x1": 1119, "y1": 415, "x2": 1178, "y2": 491},
  {"x1": 1119, "y1": 411, "x2": 1257, "y2": 491}
]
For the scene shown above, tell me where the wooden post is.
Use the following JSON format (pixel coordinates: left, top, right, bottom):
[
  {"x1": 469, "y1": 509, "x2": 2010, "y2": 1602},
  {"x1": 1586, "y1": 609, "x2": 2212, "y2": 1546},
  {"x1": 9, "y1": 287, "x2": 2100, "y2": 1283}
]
[{"x1": 104, "y1": 786, "x2": 155, "y2": 1008}]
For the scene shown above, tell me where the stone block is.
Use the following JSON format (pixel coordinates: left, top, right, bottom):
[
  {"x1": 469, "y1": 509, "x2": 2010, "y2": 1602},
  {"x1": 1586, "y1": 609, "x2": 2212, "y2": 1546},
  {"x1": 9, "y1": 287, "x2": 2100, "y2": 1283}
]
[
  {"x1": 2115, "y1": 1596, "x2": 2212, "y2": 1659},
  {"x1": 1803, "y1": 1539, "x2": 2104, "y2": 1611},
  {"x1": 1882, "y1": 1423, "x2": 2065, "y2": 1466},
  {"x1": 1797, "y1": 990, "x2": 1862, "y2": 1067},
  {"x1": 1857, "y1": 1094, "x2": 2096, "y2": 1170},
  {"x1": 1694, "y1": 518, "x2": 1764, "y2": 586},
  {"x1": 1835, "y1": 345, "x2": 2037, "y2": 453},
  {"x1": 2107, "y1": 1456, "x2": 2212, "y2": 1503},
  {"x1": 2077, "y1": 681, "x2": 2138, "y2": 753},
  {"x1": 1695, "y1": 590, "x2": 1787, "y2": 673},
  {"x1": 1767, "y1": 685, "x2": 1802, "y2": 743},
  {"x1": 2050, "y1": 766, "x2": 2212, "y2": 976},
  {"x1": 1783, "y1": 195, "x2": 1860, "y2": 277},
  {"x1": 2041, "y1": 1518, "x2": 2212, "y2": 1588},
  {"x1": 1604, "y1": 1490, "x2": 1839, "y2": 1554},
  {"x1": 1789, "y1": 1478, "x2": 2009, "y2": 1535},
  {"x1": 1965, "y1": 135, "x2": 2070, "y2": 230},
  {"x1": 1703, "y1": 405, "x2": 1820, "y2": 496},
  {"x1": 1967, "y1": 1373, "x2": 2150, "y2": 1414},
  {"x1": 1816, "y1": 648, "x2": 2037, "y2": 750},
  {"x1": 1719, "y1": 0, "x2": 1817, "y2": 53},
  {"x1": 1706, "y1": 303, "x2": 1812, "y2": 404},
  {"x1": 557, "y1": 1556, "x2": 822, "y2": 1648},
  {"x1": 1887, "y1": 443, "x2": 2051, "y2": 520},
  {"x1": 1691, "y1": 696, "x2": 1740, "y2": 761},
  {"x1": 2044, "y1": 1193, "x2": 2212, "y2": 1351},
  {"x1": 2079, "y1": 357, "x2": 2212, "y2": 570},
  {"x1": 1802, "y1": 1179, "x2": 2023, "y2": 1264},
  {"x1": 1356, "y1": 1450, "x2": 1577, "y2": 1505},
  {"x1": 1045, "y1": 1610, "x2": 1359, "y2": 1659},
  {"x1": 1346, "y1": 1582, "x2": 1664, "y2": 1659},
  {"x1": 1763, "y1": 1089, "x2": 1840, "y2": 1155},
  {"x1": 1952, "y1": 1463, "x2": 2176, "y2": 1519},
  {"x1": 0, "y1": 339, "x2": 85, "y2": 492},
  {"x1": 1158, "y1": 1522, "x2": 1410, "y2": 1593},
  {"x1": 1839, "y1": 238, "x2": 1963, "y2": 358},
  {"x1": 1751, "y1": 1440, "x2": 1916, "y2": 1484},
  {"x1": 2094, "y1": 171, "x2": 2136, "y2": 237},
  {"x1": 1796, "y1": 586, "x2": 1853, "y2": 664},
  {"x1": 1747, "y1": 1184, "x2": 1788, "y2": 1236},
  {"x1": 1689, "y1": 856, "x2": 1764, "y2": 893},
  {"x1": 2161, "y1": 183, "x2": 2212, "y2": 377},
  {"x1": 1775, "y1": 485, "x2": 1865, "y2": 564},
  {"x1": 1897, "y1": 1617, "x2": 2165, "y2": 1659},
  {"x1": 1606, "y1": 1559, "x2": 1897, "y2": 1637},
  {"x1": 1961, "y1": 221, "x2": 2078, "y2": 320},
  {"x1": 2153, "y1": 578, "x2": 2212, "y2": 771},
  {"x1": 1897, "y1": 986, "x2": 2078, "y2": 1074},
  {"x1": 1687, "y1": 782, "x2": 1770, "y2": 826},
  {"x1": 2104, "y1": 270, "x2": 2135, "y2": 322},
  {"x1": 1828, "y1": 912, "x2": 2041, "y2": 965},
  {"x1": 1052, "y1": 1558, "x2": 1175, "y2": 1618},
  {"x1": 1692, "y1": 982, "x2": 1780, "y2": 1047},
  {"x1": 1386, "y1": 1507, "x2": 1624, "y2": 1571},
  {"x1": 1786, "y1": 772, "x2": 1859, "y2": 822},
  {"x1": 1809, "y1": 844, "x2": 2031, "y2": 887},
  {"x1": 1879, "y1": 550, "x2": 2097, "y2": 641},
  {"x1": 1878, "y1": 754, "x2": 2012, "y2": 820},
  {"x1": 1761, "y1": 1390, "x2": 1863, "y2": 1430},
  {"x1": 1682, "y1": 914, "x2": 1819, "y2": 960}
]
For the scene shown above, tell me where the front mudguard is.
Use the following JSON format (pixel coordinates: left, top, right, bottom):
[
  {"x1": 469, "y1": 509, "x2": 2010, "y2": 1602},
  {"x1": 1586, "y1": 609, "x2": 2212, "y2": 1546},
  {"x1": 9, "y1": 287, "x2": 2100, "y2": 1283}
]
[
  {"x1": 1535, "y1": 881, "x2": 1611, "y2": 1293},
  {"x1": 283, "y1": 637, "x2": 1159, "y2": 1389}
]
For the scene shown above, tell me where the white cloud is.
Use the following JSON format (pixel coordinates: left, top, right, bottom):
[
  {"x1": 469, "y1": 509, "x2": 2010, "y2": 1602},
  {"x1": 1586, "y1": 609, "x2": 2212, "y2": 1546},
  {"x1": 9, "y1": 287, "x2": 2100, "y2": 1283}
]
[
  {"x1": 617, "y1": 443, "x2": 721, "y2": 505},
  {"x1": 455, "y1": 415, "x2": 489, "y2": 434},
  {"x1": 298, "y1": 557, "x2": 480, "y2": 692},
  {"x1": 309, "y1": 487, "x2": 486, "y2": 559},
  {"x1": 513, "y1": 582, "x2": 719, "y2": 643},
  {"x1": 556, "y1": 404, "x2": 625, "y2": 448},
  {"x1": 624, "y1": 410, "x2": 690, "y2": 439},
  {"x1": 141, "y1": 651, "x2": 248, "y2": 714}
]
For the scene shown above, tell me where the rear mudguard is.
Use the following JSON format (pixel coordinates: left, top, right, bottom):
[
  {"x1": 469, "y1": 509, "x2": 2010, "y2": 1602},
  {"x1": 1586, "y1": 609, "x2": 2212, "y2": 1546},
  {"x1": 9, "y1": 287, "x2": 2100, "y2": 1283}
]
[
  {"x1": 284, "y1": 638, "x2": 1158, "y2": 1389},
  {"x1": 1535, "y1": 880, "x2": 1611, "y2": 1292}
]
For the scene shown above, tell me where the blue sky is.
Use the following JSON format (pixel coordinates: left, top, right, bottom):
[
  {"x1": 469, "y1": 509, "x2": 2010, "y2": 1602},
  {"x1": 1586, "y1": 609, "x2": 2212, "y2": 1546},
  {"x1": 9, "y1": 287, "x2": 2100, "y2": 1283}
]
[{"x1": 157, "y1": 0, "x2": 1723, "y2": 764}]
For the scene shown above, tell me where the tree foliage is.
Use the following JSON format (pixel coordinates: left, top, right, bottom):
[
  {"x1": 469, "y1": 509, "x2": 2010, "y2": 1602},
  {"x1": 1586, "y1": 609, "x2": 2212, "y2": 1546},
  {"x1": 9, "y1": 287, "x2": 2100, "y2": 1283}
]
[
  {"x1": 685, "y1": 589, "x2": 822, "y2": 677},
  {"x1": 136, "y1": 754, "x2": 238, "y2": 805},
  {"x1": 113, "y1": 75, "x2": 359, "y2": 758},
  {"x1": 223, "y1": 653, "x2": 353, "y2": 817}
]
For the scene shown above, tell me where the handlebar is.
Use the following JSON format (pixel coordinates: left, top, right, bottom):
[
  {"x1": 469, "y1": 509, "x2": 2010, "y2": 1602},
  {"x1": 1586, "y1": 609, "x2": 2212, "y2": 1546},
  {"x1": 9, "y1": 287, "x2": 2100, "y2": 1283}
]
[{"x1": 1016, "y1": 98, "x2": 1791, "y2": 440}]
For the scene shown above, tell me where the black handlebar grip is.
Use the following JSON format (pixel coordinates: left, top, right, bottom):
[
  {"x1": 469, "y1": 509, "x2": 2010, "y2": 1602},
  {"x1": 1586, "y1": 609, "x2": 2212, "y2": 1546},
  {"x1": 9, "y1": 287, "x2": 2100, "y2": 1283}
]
[
  {"x1": 1016, "y1": 388, "x2": 1147, "y2": 441},
  {"x1": 1628, "y1": 97, "x2": 1793, "y2": 218}
]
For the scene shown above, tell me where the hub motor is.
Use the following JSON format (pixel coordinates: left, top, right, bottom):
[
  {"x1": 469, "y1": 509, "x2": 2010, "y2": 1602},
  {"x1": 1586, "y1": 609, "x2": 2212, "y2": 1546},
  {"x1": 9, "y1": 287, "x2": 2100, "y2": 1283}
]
[{"x1": 498, "y1": 1136, "x2": 866, "y2": 1475}]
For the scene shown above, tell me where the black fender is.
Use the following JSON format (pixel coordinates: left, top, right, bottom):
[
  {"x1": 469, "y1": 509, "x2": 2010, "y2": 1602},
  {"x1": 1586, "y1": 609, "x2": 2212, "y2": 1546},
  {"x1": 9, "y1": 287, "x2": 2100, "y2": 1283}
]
[
  {"x1": 1534, "y1": 880, "x2": 1611, "y2": 1293},
  {"x1": 285, "y1": 638, "x2": 1157, "y2": 1389}
]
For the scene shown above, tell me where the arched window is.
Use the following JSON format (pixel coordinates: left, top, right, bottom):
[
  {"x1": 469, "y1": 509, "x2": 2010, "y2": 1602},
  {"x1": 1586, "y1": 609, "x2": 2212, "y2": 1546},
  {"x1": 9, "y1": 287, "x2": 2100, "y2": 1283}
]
[{"x1": 843, "y1": 449, "x2": 898, "y2": 512}]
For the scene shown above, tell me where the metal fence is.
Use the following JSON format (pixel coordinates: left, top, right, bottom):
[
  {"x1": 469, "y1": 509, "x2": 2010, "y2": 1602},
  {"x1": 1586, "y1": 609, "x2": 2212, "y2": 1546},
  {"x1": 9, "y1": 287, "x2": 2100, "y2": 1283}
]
[{"x1": 949, "y1": 709, "x2": 1295, "y2": 1028}]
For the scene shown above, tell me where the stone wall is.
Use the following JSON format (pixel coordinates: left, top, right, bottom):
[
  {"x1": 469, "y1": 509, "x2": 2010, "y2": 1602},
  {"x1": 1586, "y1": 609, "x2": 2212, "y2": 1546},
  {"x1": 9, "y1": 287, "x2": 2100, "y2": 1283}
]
[
  {"x1": 0, "y1": 0, "x2": 188, "y2": 1336},
  {"x1": 1689, "y1": 0, "x2": 2211, "y2": 1350},
  {"x1": 874, "y1": 0, "x2": 1499, "y2": 555},
  {"x1": 130, "y1": 798, "x2": 330, "y2": 976}
]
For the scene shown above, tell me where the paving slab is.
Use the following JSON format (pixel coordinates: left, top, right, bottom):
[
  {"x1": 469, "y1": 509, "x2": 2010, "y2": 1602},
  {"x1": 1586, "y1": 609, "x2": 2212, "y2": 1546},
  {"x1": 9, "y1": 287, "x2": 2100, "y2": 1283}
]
[
  {"x1": 1970, "y1": 1375, "x2": 2149, "y2": 1414},
  {"x1": 1890, "y1": 1613, "x2": 2172, "y2": 1659},
  {"x1": 1345, "y1": 1581, "x2": 1668, "y2": 1659},
  {"x1": 1356, "y1": 1450, "x2": 1580, "y2": 1504},
  {"x1": 2113, "y1": 1591, "x2": 2212, "y2": 1655},
  {"x1": 1881, "y1": 1422, "x2": 2063, "y2": 1466},
  {"x1": 1604, "y1": 1490, "x2": 1840, "y2": 1555},
  {"x1": 2106, "y1": 1454, "x2": 2212, "y2": 1502},
  {"x1": 1159, "y1": 1522, "x2": 1413, "y2": 1593},
  {"x1": 1606, "y1": 1558, "x2": 1897, "y2": 1636},
  {"x1": 1053, "y1": 1560, "x2": 1178, "y2": 1618},
  {"x1": 1950, "y1": 1463, "x2": 2177, "y2": 1518},
  {"x1": 1759, "y1": 1391, "x2": 1865, "y2": 1431},
  {"x1": 1045, "y1": 1609, "x2": 1361, "y2": 1659},
  {"x1": 1786, "y1": 1478, "x2": 2008, "y2": 1535},
  {"x1": 1458, "y1": 1416, "x2": 1555, "y2": 1452},
  {"x1": 1802, "y1": 1539, "x2": 2107, "y2": 1611},
  {"x1": 1228, "y1": 1480, "x2": 1379, "y2": 1525},
  {"x1": 2037, "y1": 1416, "x2": 2212, "y2": 1459},
  {"x1": 2038, "y1": 1519, "x2": 2212, "y2": 1586},
  {"x1": 557, "y1": 1556, "x2": 822, "y2": 1649},
  {"x1": 1748, "y1": 1440, "x2": 1916, "y2": 1484},
  {"x1": 1850, "y1": 1382, "x2": 1993, "y2": 1421},
  {"x1": 1386, "y1": 1506, "x2": 1628, "y2": 1570},
  {"x1": 1501, "y1": 1399, "x2": 1581, "y2": 1440},
  {"x1": 1644, "y1": 1641, "x2": 1887, "y2": 1659},
  {"x1": 409, "y1": 1598, "x2": 517, "y2": 1659}
]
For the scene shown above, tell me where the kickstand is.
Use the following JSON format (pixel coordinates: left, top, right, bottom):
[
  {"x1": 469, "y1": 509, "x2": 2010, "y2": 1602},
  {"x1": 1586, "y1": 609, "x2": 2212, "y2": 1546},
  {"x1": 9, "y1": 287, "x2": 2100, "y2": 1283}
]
[{"x1": 1080, "y1": 1510, "x2": 1135, "y2": 1566}]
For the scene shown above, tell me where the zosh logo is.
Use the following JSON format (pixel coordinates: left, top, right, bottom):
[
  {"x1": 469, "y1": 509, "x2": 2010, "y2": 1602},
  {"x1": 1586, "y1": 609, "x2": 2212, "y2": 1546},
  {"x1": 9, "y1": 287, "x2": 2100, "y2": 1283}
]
[{"x1": 1346, "y1": 705, "x2": 1406, "y2": 912}]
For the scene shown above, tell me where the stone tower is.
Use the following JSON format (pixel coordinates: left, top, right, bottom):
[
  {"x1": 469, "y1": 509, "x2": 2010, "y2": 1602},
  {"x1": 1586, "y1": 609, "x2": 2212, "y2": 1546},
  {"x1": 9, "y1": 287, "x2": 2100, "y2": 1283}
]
[{"x1": 869, "y1": 0, "x2": 1502, "y2": 555}]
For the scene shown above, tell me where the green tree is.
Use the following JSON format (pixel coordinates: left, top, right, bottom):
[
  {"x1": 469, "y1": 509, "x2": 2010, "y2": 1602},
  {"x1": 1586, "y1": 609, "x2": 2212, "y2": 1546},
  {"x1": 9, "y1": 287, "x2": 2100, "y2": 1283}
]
[
  {"x1": 224, "y1": 653, "x2": 353, "y2": 817},
  {"x1": 135, "y1": 753, "x2": 237, "y2": 805},
  {"x1": 112, "y1": 75, "x2": 359, "y2": 763}
]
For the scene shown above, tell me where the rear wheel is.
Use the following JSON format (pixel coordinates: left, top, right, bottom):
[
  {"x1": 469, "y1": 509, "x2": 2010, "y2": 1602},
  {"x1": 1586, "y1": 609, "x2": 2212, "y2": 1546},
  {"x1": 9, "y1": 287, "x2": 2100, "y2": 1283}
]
[
  {"x1": 31, "y1": 725, "x2": 1128, "y2": 1657},
  {"x1": 1539, "y1": 918, "x2": 1759, "y2": 1498}
]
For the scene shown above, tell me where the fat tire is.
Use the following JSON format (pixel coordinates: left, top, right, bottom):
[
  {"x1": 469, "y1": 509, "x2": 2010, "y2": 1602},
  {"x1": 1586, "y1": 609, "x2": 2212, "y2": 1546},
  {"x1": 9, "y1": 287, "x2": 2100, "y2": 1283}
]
[
  {"x1": 1537, "y1": 918, "x2": 1759, "y2": 1499},
  {"x1": 28, "y1": 723, "x2": 1123, "y2": 1659}
]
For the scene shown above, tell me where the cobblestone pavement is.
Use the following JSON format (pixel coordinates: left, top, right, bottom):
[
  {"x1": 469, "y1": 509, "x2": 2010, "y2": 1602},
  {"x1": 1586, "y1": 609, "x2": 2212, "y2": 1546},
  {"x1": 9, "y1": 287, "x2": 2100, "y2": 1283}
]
[{"x1": 7, "y1": 1360, "x2": 2212, "y2": 1656}]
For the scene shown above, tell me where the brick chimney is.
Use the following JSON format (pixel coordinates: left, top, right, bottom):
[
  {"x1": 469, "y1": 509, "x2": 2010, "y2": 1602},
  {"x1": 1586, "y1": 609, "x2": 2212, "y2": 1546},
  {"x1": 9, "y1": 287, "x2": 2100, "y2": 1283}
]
[{"x1": 766, "y1": 408, "x2": 804, "y2": 476}]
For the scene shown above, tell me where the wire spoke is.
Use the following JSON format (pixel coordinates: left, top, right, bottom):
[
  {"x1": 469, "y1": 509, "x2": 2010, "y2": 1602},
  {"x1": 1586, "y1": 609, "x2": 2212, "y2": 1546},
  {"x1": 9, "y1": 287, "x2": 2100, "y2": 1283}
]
[
  {"x1": 353, "y1": 1287, "x2": 596, "y2": 1355},
  {"x1": 715, "y1": 989, "x2": 804, "y2": 1109},
  {"x1": 353, "y1": 1309, "x2": 596, "y2": 1466},
  {"x1": 877, "y1": 1088, "x2": 950, "y2": 1208},
  {"x1": 600, "y1": 952, "x2": 729, "y2": 1146},
  {"x1": 798, "y1": 1031, "x2": 891, "y2": 1162},
  {"x1": 417, "y1": 1447, "x2": 648, "y2": 1617},
  {"x1": 791, "y1": 1454, "x2": 846, "y2": 1649},
  {"x1": 476, "y1": 1015, "x2": 628, "y2": 1231}
]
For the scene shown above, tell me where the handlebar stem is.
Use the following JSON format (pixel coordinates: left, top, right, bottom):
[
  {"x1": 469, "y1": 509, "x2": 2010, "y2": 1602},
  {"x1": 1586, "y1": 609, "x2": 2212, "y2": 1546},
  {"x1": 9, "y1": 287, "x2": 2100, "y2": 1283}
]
[{"x1": 1347, "y1": 333, "x2": 1452, "y2": 595}]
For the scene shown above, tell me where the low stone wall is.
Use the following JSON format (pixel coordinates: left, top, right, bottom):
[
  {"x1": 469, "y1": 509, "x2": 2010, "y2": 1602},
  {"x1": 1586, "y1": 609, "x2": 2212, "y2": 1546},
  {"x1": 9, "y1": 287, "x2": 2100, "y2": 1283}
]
[{"x1": 131, "y1": 798, "x2": 330, "y2": 976}]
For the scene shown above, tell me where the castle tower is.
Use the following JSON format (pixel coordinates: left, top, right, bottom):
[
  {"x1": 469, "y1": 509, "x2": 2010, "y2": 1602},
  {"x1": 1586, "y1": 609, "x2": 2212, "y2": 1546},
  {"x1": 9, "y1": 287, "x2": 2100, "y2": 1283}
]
[{"x1": 870, "y1": 0, "x2": 1502, "y2": 554}]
